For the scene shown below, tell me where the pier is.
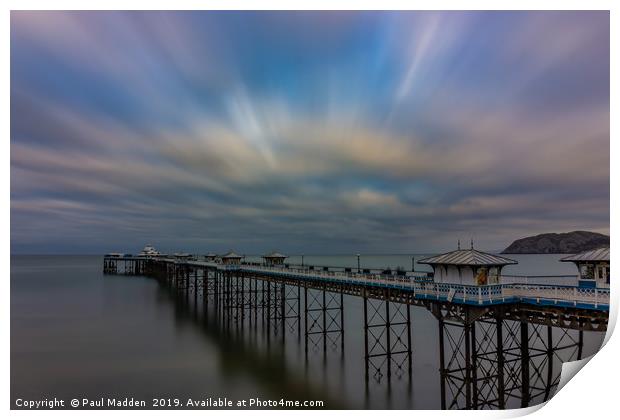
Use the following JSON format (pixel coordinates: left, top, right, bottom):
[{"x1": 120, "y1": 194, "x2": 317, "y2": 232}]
[{"x1": 103, "y1": 253, "x2": 609, "y2": 410}]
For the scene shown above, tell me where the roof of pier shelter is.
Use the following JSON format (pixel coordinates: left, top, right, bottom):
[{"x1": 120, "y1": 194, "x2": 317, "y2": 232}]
[
  {"x1": 263, "y1": 252, "x2": 287, "y2": 258},
  {"x1": 418, "y1": 249, "x2": 517, "y2": 267},
  {"x1": 561, "y1": 247, "x2": 609, "y2": 263},
  {"x1": 221, "y1": 251, "x2": 243, "y2": 259}
]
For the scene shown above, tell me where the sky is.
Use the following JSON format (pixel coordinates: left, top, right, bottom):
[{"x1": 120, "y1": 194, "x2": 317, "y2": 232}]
[{"x1": 10, "y1": 11, "x2": 610, "y2": 255}]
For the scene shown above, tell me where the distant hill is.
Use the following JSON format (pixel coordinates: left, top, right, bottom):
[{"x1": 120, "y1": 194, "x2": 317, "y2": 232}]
[{"x1": 502, "y1": 231, "x2": 609, "y2": 254}]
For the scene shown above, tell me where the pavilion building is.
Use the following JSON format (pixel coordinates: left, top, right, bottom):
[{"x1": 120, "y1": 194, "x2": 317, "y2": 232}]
[
  {"x1": 561, "y1": 247, "x2": 609, "y2": 288},
  {"x1": 418, "y1": 245, "x2": 517, "y2": 286},
  {"x1": 220, "y1": 251, "x2": 243, "y2": 265},
  {"x1": 262, "y1": 252, "x2": 287, "y2": 266}
]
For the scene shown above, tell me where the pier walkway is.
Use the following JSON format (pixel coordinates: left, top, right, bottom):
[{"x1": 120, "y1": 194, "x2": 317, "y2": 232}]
[
  {"x1": 105, "y1": 256, "x2": 609, "y2": 311},
  {"x1": 237, "y1": 264, "x2": 608, "y2": 310}
]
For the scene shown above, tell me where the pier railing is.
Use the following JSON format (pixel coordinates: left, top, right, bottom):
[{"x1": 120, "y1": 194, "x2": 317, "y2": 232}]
[
  {"x1": 103, "y1": 256, "x2": 610, "y2": 310},
  {"x1": 235, "y1": 264, "x2": 609, "y2": 310},
  {"x1": 234, "y1": 264, "x2": 431, "y2": 281},
  {"x1": 498, "y1": 274, "x2": 579, "y2": 286}
]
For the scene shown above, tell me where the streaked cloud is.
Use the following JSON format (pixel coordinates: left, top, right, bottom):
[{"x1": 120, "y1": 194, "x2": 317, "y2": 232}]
[{"x1": 10, "y1": 11, "x2": 609, "y2": 254}]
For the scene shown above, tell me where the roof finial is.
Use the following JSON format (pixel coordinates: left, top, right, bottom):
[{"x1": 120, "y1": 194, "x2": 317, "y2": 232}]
[
  {"x1": 457, "y1": 239, "x2": 461, "y2": 250},
  {"x1": 470, "y1": 238, "x2": 474, "y2": 249}
]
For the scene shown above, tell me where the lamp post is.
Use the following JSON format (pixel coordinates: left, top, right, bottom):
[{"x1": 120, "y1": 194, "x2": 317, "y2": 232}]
[
  {"x1": 412, "y1": 256, "x2": 415, "y2": 272},
  {"x1": 357, "y1": 254, "x2": 361, "y2": 273},
  {"x1": 301, "y1": 254, "x2": 304, "y2": 267}
]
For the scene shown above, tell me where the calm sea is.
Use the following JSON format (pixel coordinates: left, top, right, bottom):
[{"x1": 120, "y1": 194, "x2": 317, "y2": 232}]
[{"x1": 10, "y1": 254, "x2": 604, "y2": 409}]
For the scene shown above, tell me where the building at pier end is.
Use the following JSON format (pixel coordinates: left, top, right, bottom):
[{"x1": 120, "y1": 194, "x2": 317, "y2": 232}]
[{"x1": 561, "y1": 247, "x2": 610, "y2": 288}]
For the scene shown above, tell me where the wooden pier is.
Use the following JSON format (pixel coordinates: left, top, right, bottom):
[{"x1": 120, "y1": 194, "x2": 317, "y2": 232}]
[{"x1": 103, "y1": 255, "x2": 609, "y2": 410}]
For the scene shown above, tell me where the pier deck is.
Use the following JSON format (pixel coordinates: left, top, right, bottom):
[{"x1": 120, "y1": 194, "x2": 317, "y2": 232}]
[{"x1": 104, "y1": 256, "x2": 609, "y2": 311}]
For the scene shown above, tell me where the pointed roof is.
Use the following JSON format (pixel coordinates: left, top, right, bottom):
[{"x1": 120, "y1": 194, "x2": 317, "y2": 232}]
[
  {"x1": 263, "y1": 251, "x2": 287, "y2": 258},
  {"x1": 418, "y1": 248, "x2": 517, "y2": 266},
  {"x1": 221, "y1": 251, "x2": 243, "y2": 259},
  {"x1": 561, "y1": 247, "x2": 609, "y2": 263}
]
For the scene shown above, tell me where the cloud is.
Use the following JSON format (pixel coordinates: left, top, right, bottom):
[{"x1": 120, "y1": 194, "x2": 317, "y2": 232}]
[{"x1": 10, "y1": 11, "x2": 609, "y2": 254}]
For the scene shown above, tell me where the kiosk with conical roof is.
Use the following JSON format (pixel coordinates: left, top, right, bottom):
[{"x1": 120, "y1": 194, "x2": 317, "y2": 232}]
[
  {"x1": 561, "y1": 247, "x2": 609, "y2": 288},
  {"x1": 262, "y1": 252, "x2": 287, "y2": 266},
  {"x1": 220, "y1": 251, "x2": 243, "y2": 265},
  {"x1": 418, "y1": 241, "x2": 517, "y2": 286}
]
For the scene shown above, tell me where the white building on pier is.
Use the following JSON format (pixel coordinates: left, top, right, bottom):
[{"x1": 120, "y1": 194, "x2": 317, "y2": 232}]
[
  {"x1": 561, "y1": 247, "x2": 609, "y2": 288},
  {"x1": 139, "y1": 244, "x2": 160, "y2": 257},
  {"x1": 262, "y1": 252, "x2": 287, "y2": 266},
  {"x1": 418, "y1": 246, "x2": 517, "y2": 286},
  {"x1": 221, "y1": 251, "x2": 243, "y2": 265}
]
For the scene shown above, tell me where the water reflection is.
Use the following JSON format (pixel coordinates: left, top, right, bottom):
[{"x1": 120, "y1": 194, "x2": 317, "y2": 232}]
[{"x1": 157, "y1": 283, "x2": 347, "y2": 408}]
